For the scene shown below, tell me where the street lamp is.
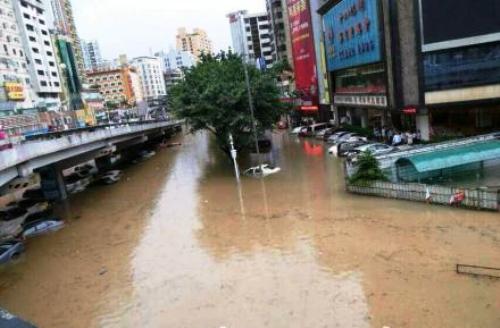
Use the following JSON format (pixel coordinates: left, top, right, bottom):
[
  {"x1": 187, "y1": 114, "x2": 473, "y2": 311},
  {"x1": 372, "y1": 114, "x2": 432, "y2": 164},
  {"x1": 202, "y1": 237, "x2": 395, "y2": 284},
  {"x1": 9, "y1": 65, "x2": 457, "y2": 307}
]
[{"x1": 229, "y1": 133, "x2": 240, "y2": 182}]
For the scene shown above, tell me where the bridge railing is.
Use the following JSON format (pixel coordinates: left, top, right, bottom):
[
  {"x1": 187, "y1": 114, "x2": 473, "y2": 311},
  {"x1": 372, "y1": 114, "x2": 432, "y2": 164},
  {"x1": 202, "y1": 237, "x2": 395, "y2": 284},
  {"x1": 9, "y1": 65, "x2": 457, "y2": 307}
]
[{"x1": 0, "y1": 121, "x2": 180, "y2": 172}]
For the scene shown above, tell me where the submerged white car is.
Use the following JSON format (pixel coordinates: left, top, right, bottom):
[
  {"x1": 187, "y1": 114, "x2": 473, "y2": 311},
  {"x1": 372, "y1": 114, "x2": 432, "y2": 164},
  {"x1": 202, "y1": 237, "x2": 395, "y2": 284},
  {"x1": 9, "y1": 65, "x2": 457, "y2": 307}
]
[
  {"x1": 290, "y1": 126, "x2": 305, "y2": 135},
  {"x1": 243, "y1": 164, "x2": 281, "y2": 178}
]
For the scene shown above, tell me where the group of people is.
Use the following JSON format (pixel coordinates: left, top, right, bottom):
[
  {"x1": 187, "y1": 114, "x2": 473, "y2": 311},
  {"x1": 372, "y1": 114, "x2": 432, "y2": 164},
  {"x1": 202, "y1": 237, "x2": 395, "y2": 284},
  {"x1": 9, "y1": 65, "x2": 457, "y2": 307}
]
[{"x1": 373, "y1": 127, "x2": 422, "y2": 146}]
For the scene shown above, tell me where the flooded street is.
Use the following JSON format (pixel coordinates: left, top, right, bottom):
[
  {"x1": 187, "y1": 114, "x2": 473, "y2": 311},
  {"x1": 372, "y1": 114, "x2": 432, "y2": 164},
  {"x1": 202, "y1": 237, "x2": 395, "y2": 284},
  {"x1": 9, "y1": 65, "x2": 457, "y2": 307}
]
[{"x1": 0, "y1": 131, "x2": 499, "y2": 328}]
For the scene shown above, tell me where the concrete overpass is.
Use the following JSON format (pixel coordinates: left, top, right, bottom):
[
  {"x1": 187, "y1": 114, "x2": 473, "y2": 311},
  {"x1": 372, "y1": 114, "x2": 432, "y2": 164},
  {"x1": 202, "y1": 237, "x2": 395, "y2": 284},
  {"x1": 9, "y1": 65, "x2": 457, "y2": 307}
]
[{"x1": 0, "y1": 120, "x2": 183, "y2": 190}]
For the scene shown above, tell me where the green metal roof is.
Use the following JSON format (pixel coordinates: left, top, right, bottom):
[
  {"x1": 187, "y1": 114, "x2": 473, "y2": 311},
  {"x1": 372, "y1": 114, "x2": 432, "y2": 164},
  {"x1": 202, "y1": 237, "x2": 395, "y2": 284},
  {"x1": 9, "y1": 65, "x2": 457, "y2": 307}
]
[{"x1": 396, "y1": 140, "x2": 500, "y2": 173}]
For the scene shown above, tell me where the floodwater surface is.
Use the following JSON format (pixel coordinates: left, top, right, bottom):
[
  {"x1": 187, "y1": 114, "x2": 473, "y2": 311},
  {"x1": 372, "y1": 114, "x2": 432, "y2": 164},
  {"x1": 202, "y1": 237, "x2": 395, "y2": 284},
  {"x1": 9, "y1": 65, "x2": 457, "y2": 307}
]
[{"x1": 0, "y1": 132, "x2": 499, "y2": 328}]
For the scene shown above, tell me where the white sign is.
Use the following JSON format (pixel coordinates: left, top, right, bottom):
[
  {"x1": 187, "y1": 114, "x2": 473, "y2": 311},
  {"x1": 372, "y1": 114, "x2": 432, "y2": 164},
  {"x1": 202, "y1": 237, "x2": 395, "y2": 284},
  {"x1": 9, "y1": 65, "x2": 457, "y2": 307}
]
[{"x1": 334, "y1": 94, "x2": 387, "y2": 107}]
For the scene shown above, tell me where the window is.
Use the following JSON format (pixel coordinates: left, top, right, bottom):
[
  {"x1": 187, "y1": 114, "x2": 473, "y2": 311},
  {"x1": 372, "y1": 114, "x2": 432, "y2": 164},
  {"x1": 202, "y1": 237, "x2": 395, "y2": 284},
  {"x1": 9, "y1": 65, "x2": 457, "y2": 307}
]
[
  {"x1": 26, "y1": 24, "x2": 34, "y2": 31},
  {"x1": 38, "y1": 19, "x2": 45, "y2": 25},
  {"x1": 44, "y1": 41, "x2": 50, "y2": 46},
  {"x1": 19, "y1": 50, "x2": 23, "y2": 57},
  {"x1": 35, "y1": 59, "x2": 42, "y2": 64},
  {"x1": 29, "y1": 36, "x2": 36, "y2": 42},
  {"x1": 23, "y1": 13, "x2": 30, "y2": 19},
  {"x1": 48, "y1": 61, "x2": 55, "y2": 67},
  {"x1": 37, "y1": 70, "x2": 44, "y2": 76},
  {"x1": 51, "y1": 72, "x2": 57, "y2": 77},
  {"x1": 46, "y1": 51, "x2": 53, "y2": 56},
  {"x1": 32, "y1": 47, "x2": 39, "y2": 53},
  {"x1": 40, "y1": 81, "x2": 47, "y2": 86},
  {"x1": 41, "y1": 30, "x2": 48, "y2": 36},
  {"x1": 3, "y1": 44, "x2": 8, "y2": 55}
]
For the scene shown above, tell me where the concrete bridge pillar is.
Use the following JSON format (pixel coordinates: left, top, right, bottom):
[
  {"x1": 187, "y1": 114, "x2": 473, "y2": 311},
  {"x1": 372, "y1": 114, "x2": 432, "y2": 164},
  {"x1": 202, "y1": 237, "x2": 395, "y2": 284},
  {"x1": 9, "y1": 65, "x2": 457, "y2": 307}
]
[{"x1": 38, "y1": 165, "x2": 68, "y2": 201}]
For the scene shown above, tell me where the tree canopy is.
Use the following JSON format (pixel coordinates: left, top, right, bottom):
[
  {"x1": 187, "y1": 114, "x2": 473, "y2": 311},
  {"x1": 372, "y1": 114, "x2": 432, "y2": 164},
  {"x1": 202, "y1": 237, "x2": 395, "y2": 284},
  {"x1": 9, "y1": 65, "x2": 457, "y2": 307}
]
[{"x1": 169, "y1": 52, "x2": 285, "y2": 155}]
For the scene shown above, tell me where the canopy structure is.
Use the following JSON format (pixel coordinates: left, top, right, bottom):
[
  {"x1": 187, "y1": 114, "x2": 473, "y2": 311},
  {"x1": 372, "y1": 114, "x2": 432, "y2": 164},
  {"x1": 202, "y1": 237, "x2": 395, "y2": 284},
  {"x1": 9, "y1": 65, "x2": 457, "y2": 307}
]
[{"x1": 395, "y1": 140, "x2": 500, "y2": 181}]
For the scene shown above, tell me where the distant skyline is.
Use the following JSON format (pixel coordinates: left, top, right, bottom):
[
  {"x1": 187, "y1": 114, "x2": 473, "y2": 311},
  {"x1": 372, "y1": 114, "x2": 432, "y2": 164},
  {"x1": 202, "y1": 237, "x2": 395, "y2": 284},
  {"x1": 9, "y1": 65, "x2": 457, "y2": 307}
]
[{"x1": 71, "y1": 0, "x2": 267, "y2": 60}]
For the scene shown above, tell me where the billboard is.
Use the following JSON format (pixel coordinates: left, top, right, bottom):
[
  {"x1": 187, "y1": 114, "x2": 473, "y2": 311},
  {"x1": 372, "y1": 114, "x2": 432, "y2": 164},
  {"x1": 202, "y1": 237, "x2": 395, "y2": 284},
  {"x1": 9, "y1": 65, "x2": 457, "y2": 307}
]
[
  {"x1": 310, "y1": 0, "x2": 330, "y2": 105},
  {"x1": 323, "y1": 0, "x2": 382, "y2": 72},
  {"x1": 4, "y1": 82, "x2": 25, "y2": 101},
  {"x1": 287, "y1": 0, "x2": 318, "y2": 109},
  {"x1": 420, "y1": 0, "x2": 500, "y2": 52}
]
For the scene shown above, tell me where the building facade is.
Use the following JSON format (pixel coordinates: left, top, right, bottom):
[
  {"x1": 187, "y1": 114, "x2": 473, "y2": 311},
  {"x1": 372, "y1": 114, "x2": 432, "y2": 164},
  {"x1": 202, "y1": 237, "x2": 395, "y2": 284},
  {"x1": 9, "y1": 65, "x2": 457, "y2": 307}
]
[
  {"x1": 50, "y1": 0, "x2": 85, "y2": 82},
  {"x1": 81, "y1": 39, "x2": 102, "y2": 71},
  {"x1": 130, "y1": 56, "x2": 166, "y2": 101},
  {"x1": 53, "y1": 34, "x2": 82, "y2": 111},
  {"x1": 176, "y1": 27, "x2": 213, "y2": 61},
  {"x1": 0, "y1": 0, "x2": 35, "y2": 114},
  {"x1": 228, "y1": 11, "x2": 275, "y2": 68},
  {"x1": 415, "y1": 0, "x2": 500, "y2": 139},
  {"x1": 12, "y1": 0, "x2": 62, "y2": 109},
  {"x1": 87, "y1": 66, "x2": 143, "y2": 106},
  {"x1": 164, "y1": 69, "x2": 184, "y2": 91},
  {"x1": 155, "y1": 49, "x2": 196, "y2": 71}
]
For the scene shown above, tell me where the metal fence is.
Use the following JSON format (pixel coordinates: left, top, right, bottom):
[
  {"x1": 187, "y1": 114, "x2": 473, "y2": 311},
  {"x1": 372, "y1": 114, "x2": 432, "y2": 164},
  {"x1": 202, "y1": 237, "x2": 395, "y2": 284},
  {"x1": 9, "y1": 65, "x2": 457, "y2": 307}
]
[{"x1": 347, "y1": 181, "x2": 499, "y2": 211}]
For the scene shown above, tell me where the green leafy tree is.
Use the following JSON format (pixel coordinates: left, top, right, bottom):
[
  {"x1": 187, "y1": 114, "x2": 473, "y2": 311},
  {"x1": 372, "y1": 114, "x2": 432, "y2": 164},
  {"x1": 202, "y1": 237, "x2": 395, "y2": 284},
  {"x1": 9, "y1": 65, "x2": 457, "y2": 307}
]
[
  {"x1": 169, "y1": 52, "x2": 284, "y2": 156},
  {"x1": 349, "y1": 151, "x2": 387, "y2": 186}
]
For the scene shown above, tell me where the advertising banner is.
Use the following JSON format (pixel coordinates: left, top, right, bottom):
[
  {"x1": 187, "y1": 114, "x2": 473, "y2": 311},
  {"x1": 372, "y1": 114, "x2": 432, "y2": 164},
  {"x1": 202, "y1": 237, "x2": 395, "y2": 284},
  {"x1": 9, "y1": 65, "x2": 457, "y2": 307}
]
[
  {"x1": 287, "y1": 0, "x2": 318, "y2": 109},
  {"x1": 323, "y1": 0, "x2": 382, "y2": 72}
]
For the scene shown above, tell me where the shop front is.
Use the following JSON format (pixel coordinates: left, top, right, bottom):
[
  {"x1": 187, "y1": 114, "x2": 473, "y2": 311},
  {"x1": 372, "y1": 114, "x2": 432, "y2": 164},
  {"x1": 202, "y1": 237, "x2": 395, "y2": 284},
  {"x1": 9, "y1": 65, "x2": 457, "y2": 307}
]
[{"x1": 322, "y1": 0, "x2": 389, "y2": 130}]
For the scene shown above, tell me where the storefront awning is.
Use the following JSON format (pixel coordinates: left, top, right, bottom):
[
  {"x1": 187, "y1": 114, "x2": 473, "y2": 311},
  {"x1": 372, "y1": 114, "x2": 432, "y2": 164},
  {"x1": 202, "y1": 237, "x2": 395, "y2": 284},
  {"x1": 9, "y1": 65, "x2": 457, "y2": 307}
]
[{"x1": 396, "y1": 140, "x2": 500, "y2": 173}]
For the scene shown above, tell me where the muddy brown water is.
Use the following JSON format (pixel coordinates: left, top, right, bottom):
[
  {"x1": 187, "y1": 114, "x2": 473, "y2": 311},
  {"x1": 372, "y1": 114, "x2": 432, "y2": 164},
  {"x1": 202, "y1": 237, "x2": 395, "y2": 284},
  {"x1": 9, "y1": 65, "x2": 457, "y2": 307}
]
[{"x1": 0, "y1": 132, "x2": 499, "y2": 328}]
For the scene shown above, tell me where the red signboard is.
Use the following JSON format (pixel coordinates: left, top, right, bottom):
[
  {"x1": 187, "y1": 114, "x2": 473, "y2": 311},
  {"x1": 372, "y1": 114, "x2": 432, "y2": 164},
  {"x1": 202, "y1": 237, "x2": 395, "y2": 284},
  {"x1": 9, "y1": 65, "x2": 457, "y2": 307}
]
[{"x1": 287, "y1": 0, "x2": 318, "y2": 110}]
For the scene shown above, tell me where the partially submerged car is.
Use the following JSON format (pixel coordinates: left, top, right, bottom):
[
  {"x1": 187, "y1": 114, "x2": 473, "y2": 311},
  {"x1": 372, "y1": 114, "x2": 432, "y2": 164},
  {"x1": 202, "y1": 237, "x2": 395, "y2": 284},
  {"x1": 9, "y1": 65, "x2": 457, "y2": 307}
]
[
  {"x1": 0, "y1": 241, "x2": 24, "y2": 264},
  {"x1": 22, "y1": 218, "x2": 64, "y2": 239},
  {"x1": 97, "y1": 170, "x2": 122, "y2": 185},
  {"x1": 243, "y1": 164, "x2": 281, "y2": 178}
]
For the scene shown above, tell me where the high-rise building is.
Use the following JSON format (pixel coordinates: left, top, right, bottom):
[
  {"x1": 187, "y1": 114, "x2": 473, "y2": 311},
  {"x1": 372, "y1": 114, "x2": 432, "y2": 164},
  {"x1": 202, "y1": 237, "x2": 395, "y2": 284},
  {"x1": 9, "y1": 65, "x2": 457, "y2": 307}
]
[
  {"x1": 12, "y1": 0, "x2": 62, "y2": 109},
  {"x1": 155, "y1": 49, "x2": 196, "y2": 72},
  {"x1": 130, "y1": 56, "x2": 167, "y2": 101},
  {"x1": 50, "y1": 0, "x2": 86, "y2": 82},
  {"x1": 227, "y1": 11, "x2": 275, "y2": 68},
  {"x1": 164, "y1": 69, "x2": 184, "y2": 91},
  {"x1": 0, "y1": 0, "x2": 35, "y2": 114},
  {"x1": 176, "y1": 28, "x2": 213, "y2": 61},
  {"x1": 266, "y1": 0, "x2": 294, "y2": 66},
  {"x1": 81, "y1": 40, "x2": 102, "y2": 71},
  {"x1": 87, "y1": 66, "x2": 143, "y2": 106}
]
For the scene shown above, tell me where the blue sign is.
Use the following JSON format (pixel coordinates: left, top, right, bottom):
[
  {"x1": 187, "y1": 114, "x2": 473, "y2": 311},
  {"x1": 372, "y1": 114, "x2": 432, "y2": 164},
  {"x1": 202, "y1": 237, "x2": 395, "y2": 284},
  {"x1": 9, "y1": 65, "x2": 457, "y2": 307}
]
[{"x1": 323, "y1": 0, "x2": 382, "y2": 71}]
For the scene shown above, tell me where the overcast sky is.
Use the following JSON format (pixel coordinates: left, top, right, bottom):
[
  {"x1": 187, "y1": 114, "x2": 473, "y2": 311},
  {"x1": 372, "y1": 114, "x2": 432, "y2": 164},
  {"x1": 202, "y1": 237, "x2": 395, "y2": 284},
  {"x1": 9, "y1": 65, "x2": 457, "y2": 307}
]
[{"x1": 71, "y1": 0, "x2": 266, "y2": 60}]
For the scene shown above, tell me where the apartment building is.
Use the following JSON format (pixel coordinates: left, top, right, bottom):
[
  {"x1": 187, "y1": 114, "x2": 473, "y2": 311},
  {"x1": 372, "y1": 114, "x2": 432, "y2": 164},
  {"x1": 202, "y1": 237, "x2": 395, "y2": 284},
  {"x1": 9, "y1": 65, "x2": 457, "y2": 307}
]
[
  {"x1": 176, "y1": 27, "x2": 213, "y2": 61},
  {"x1": 0, "y1": 0, "x2": 34, "y2": 113},
  {"x1": 81, "y1": 39, "x2": 102, "y2": 71},
  {"x1": 130, "y1": 56, "x2": 166, "y2": 101},
  {"x1": 227, "y1": 10, "x2": 275, "y2": 68},
  {"x1": 12, "y1": 0, "x2": 62, "y2": 109}
]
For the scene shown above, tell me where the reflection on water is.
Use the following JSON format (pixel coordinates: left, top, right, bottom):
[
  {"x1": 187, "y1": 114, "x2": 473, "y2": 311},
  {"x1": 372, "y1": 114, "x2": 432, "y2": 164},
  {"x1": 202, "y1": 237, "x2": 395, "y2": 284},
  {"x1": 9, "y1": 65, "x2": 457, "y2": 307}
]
[{"x1": 0, "y1": 131, "x2": 499, "y2": 328}]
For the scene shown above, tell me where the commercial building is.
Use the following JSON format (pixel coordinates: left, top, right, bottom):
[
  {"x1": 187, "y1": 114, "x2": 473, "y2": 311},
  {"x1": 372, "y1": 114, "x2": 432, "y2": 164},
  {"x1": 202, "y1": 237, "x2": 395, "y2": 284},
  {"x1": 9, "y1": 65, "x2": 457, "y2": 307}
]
[
  {"x1": 415, "y1": 0, "x2": 500, "y2": 138},
  {"x1": 130, "y1": 56, "x2": 166, "y2": 101},
  {"x1": 227, "y1": 10, "x2": 275, "y2": 69},
  {"x1": 316, "y1": 0, "x2": 500, "y2": 140},
  {"x1": 176, "y1": 27, "x2": 213, "y2": 61},
  {"x1": 87, "y1": 66, "x2": 143, "y2": 106},
  {"x1": 0, "y1": 0, "x2": 35, "y2": 114},
  {"x1": 12, "y1": 0, "x2": 62, "y2": 110},
  {"x1": 81, "y1": 39, "x2": 102, "y2": 71},
  {"x1": 50, "y1": 0, "x2": 85, "y2": 82},
  {"x1": 155, "y1": 49, "x2": 196, "y2": 71}
]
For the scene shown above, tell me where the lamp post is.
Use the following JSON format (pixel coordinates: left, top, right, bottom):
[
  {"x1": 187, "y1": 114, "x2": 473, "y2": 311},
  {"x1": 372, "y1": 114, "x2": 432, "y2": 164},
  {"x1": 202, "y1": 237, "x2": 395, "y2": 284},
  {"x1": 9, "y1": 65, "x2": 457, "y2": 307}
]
[{"x1": 229, "y1": 133, "x2": 240, "y2": 182}]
